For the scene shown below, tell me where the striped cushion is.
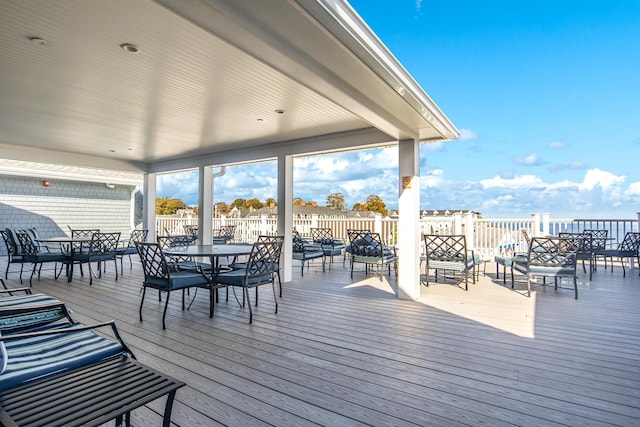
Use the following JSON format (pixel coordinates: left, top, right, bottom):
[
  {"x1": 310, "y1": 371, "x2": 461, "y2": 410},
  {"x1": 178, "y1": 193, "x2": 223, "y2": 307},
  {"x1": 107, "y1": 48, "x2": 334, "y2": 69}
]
[
  {"x1": 0, "y1": 327, "x2": 124, "y2": 391},
  {"x1": 0, "y1": 295, "x2": 68, "y2": 334}
]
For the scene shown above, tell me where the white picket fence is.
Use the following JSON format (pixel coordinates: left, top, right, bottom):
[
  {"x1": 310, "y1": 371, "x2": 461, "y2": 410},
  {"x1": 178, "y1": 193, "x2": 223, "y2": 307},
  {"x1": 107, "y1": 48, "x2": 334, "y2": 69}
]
[{"x1": 157, "y1": 213, "x2": 639, "y2": 262}]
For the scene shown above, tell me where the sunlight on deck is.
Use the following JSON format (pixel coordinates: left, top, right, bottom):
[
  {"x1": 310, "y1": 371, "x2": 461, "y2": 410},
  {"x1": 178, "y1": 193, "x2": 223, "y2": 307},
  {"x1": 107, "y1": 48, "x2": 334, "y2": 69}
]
[
  {"x1": 343, "y1": 276, "x2": 398, "y2": 295},
  {"x1": 418, "y1": 276, "x2": 537, "y2": 338}
]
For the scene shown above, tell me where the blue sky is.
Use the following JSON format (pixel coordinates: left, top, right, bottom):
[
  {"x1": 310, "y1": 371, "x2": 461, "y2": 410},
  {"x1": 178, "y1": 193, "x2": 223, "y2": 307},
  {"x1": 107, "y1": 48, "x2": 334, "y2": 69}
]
[{"x1": 158, "y1": 0, "x2": 640, "y2": 218}]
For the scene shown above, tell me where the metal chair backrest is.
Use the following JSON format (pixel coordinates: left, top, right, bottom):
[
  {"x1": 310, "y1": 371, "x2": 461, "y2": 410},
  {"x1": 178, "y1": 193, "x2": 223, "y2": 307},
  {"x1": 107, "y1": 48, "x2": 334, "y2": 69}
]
[
  {"x1": 213, "y1": 225, "x2": 236, "y2": 242},
  {"x1": 15, "y1": 232, "x2": 39, "y2": 257},
  {"x1": 347, "y1": 230, "x2": 383, "y2": 257},
  {"x1": 136, "y1": 242, "x2": 171, "y2": 281},
  {"x1": 584, "y1": 229, "x2": 608, "y2": 253},
  {"x1": 71, "y1": 229, "x2": 99, "y2": 250},
  {"x1": 618, "y1": 232, "x2": 640, "y2": 252},
  {"x1": 127, "y1": 229, "x2": 148, "y2": 247},
  {"x1": 423, "y1": 234, "x2": 469, "y2": 263},
  {"x1": 89, "y1": 232, "x2": 121, "y2": 255},
  {"x1": 527, "y1": 237, "x2": 580, "y2": 268},
  {"x1": 310, "y1": 228, "x2": 335, "y2": 245},
  {"x1": 157, "y1": 235, "x2": 192, "y2": 264},
  {"x1": 559, "y1": 232, "x2": 591, "y2": 255},
  {"x1": 246, "y1": 237, "x2": 284, "y2": 279}
]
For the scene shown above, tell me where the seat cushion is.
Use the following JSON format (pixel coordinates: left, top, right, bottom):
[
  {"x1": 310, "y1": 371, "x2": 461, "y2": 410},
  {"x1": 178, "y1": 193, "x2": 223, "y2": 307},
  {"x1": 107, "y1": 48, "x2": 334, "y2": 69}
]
[
  {"x1": 214, "y1": 269, "x2": 272, "y2": 287},
  {"x1": 146, "y1": 271, "x2": 210, "y2": 291},
  {"x1": 0, "y1": 326, "x2": 124, "y2": 391}
]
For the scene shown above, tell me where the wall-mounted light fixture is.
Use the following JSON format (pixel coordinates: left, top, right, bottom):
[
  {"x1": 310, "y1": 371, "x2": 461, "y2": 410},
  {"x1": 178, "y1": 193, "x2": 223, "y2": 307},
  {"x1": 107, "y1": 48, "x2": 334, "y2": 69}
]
[
  {"x1": 42, "y1": 180, "x2": 50, "y2": 187},
  {"x1": 105, "y1": 183, "x2": 115, "y2": 189}
]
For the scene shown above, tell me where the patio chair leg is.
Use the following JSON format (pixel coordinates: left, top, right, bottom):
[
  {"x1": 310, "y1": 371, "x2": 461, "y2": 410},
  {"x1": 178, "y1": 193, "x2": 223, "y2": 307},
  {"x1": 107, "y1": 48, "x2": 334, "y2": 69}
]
[
  {"x1": 139, "y1": 287, "x2": 147, "y2": 322},
  {"x1": 271, "y1": 281, "x2": 278, "y2": 314},
  {"x1": 245, "y1": 287, "x2": 253, "y2": 323},
  {"x1": 162, "y1": 292, "x2": 170, "y2": 330}
]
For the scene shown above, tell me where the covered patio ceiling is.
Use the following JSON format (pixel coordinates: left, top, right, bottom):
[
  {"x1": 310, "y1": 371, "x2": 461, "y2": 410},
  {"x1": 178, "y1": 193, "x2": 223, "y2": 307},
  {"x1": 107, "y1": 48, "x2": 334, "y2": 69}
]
[{"x1": 0, "y1": 0, "x2": 458, "y2": 175}]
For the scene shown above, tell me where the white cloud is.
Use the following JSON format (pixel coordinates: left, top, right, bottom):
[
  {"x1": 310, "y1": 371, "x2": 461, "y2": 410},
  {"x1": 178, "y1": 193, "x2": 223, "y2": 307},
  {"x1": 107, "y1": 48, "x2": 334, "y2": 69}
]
[
  {"x1": 578, "y1": 168, "x2": 625, "y2": 191},
  {"x1": 548, "y1": 140, "x2": 569, "y2": 149},
  {"x1": 415, "y1": 0, "x2": 423, "y2": 12},
  {"x1": 458, "y1": 129, "x2": 477, "y2": 141},
  {"x1": 422, "y1": 141, "x2": 444, "y2": 153},
  {"x1": 480, "y1": 174, "x2": 545, "y2": 189},
  {"x1": 625, "y1": 181, "x2": 640, "y2": 196},
  {"x1": 513, "y1": 153, "x2": 541, "y2": 166}
]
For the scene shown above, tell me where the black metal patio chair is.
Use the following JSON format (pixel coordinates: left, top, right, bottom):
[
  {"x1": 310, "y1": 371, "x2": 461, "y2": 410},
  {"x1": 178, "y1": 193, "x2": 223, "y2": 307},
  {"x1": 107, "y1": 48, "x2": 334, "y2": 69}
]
[
  {"x1": 116, "y1": 229, "x2": 149, "y2": 274},
  {"x1": 310, "y1": 227, "x2": 345, "y2": 270},
  {"x1": 292, "y1": 230, "x2": 325, "y2": 276},
  {"x1": 511, "y1": 236, "x2": 582, "y2": 298},
  {"x1": 136, "y1": 242, "x2": 216, "y2": 329},
  {"x1": 71, "y1": 232, "x2": 121, "y2": 285},
  {"x1": 212, "y1": 225, "x2": 236, "y2": 244},
  {"x1": 347, "y1": 230, "x2": 397, "y2": 280},
  {"x1": 15, "y1": 231, "x2": 67, "y2": 286},
  {"x1": 598, "y1": 232, "x2": 640, "y2": 277},
  {"x1": 212, "y1": 237, "x2": 284, "y2": 323},
  {"x1": 423, "y1": 234, "x2": 475, "y2": 290}
]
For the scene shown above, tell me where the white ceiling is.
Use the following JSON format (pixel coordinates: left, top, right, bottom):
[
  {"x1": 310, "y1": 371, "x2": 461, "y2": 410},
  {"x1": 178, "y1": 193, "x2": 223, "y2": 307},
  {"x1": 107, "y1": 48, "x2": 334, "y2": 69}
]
[{"x1": 0, "y1": 0, "x2": 458, "y2": 175}]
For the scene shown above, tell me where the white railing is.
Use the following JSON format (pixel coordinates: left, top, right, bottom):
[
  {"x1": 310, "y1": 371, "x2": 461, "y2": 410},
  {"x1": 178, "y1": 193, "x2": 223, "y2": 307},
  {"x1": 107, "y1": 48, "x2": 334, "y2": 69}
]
[{"x1": 156, "y1": 213, "x2": 639, "y2": 260}]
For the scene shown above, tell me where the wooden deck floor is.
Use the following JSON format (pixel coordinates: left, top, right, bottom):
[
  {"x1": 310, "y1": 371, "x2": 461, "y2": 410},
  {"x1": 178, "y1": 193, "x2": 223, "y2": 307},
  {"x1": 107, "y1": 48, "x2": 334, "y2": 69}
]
[{"x1": 3, "y1": 257, "x2": 640, "y2": 426}]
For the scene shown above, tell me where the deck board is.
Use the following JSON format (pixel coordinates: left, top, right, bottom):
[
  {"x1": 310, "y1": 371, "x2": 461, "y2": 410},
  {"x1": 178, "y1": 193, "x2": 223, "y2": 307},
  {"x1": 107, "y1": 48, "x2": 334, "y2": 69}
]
[{"x1": 2, "y1": 257, "x2": 639, "y2": 426}]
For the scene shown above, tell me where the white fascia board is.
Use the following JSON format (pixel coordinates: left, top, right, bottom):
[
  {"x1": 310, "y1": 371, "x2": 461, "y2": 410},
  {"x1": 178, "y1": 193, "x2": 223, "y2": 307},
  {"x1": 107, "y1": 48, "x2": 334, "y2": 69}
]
[
  {"x1": 0, "y1": 158, "x2": 143, "y2": 186},
  {"x1": 297, "y1": 0, "x2": 460, "y2": 141}
]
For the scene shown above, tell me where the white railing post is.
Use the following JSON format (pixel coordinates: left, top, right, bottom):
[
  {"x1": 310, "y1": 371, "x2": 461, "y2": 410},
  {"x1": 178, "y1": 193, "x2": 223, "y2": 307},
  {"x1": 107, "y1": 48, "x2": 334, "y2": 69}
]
[
  {"x1": 373, "y1": 214, "x2": 382, "y2": 235},
  {"x1": 453, "y1": 213, "x2": 463, "y2": 235},
  {"x1": 542, "y1": 213, "x2": 550, "y2": 236},
  {"x1": 220, "y1": 214, "x2": 227, "y2": 227},
  {"x1": 311, "y1": 214, "x2": 318, "y2": 229},
  {"x1": 260, "y1": 214, "x2": 268, "y2": 235},
  {"x1": 531, "y1": 213, "x2": 540, "y2": 237},
  {"x1": 464, "y1": 212, "x2": 474, "y2": 252}
]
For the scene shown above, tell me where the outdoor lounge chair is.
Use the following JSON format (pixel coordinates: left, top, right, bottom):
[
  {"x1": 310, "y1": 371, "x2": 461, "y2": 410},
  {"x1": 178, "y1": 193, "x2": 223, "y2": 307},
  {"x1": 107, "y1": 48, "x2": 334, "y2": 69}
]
[
  {"x1": 511, "y1": 236, "x2": 582, "y2": 298},
  {"x1": 0, "y1": 302, "x2": 184, "y2": 426},
  {"x1": 212, "y1": 237, "x2": 283, "y2": 323},
  {"x1": 423, "y1": 234, "x2": 475, "y2": 290},
  {"x1": 116, "y1": 229, "x2": 149, "y2": 274},
  {"x1": 136, "y1": 242, "x2": 215, "y2": 329},
  {"x1": 598, "y1": 232, "x2": 640, "y2": 277},
  {"x1": 347, "y1": 230, "x2": 397, "y2": 280},
  {"x1": 292, "y1": 230, "x2": 325, "y2": 276}
]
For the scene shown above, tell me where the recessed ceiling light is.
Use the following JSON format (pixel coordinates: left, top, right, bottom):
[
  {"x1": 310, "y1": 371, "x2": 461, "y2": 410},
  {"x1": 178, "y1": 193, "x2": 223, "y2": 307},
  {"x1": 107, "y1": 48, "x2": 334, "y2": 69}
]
[
  {"x1": 120, "y1": 43, "x2": 140, "y2": 53},
  {"x1": 274, "y1": 109, "x2": 285, "y2": 114},
  {"x1": 257, "y1": 118, "x2": 264, "y2": 122},
  {"x1": 108, "y1": 149, "x2": 116, "y2": 153},
  {"x1": 29, "y1": 37, "x2": 47, "y2": 46}
]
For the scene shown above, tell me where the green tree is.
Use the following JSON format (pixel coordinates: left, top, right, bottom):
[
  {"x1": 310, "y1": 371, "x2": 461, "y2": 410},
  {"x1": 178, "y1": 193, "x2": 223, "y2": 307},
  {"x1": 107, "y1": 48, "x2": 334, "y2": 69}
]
[
  {"x1": 156, "y1": 197, "x2": 188, "y2": 215},
  {"x1": 352, "y1": 202, "x2": 366, "y2": 211},
  {"x1": 231, "y1": 198, "x2": 247, "y2": 209},
  {"x1": 365, "y1": 195, "x2": 388, "y2": 216},
  {"x1": 246, "y1": 198, "x2": 263, "y2": 209},
  {"x1": 326, "y1": 192, "x2": 345, "y2": 210},
  {"x1": 214, "y1": 201, "x2": 230, "y2": 216}
]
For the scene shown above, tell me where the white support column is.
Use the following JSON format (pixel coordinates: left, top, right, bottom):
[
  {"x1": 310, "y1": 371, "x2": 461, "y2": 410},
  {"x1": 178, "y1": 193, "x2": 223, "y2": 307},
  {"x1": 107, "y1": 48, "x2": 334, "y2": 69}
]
[
  {"x1": 142, "y1": 173, "x2": 157, "y2": 242},
  {"x1": 397, "y1": 139, "x2": 421, "y2": 300},
  {"x1": 198, "y1": 166, "x2": 213, "y2": 244},
  {"x1": 278, "y1": 155, "x2": 294, "y2": 283},
  {"x1": 373, "y1": 214, "x2": 382, "y2": 235}
]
